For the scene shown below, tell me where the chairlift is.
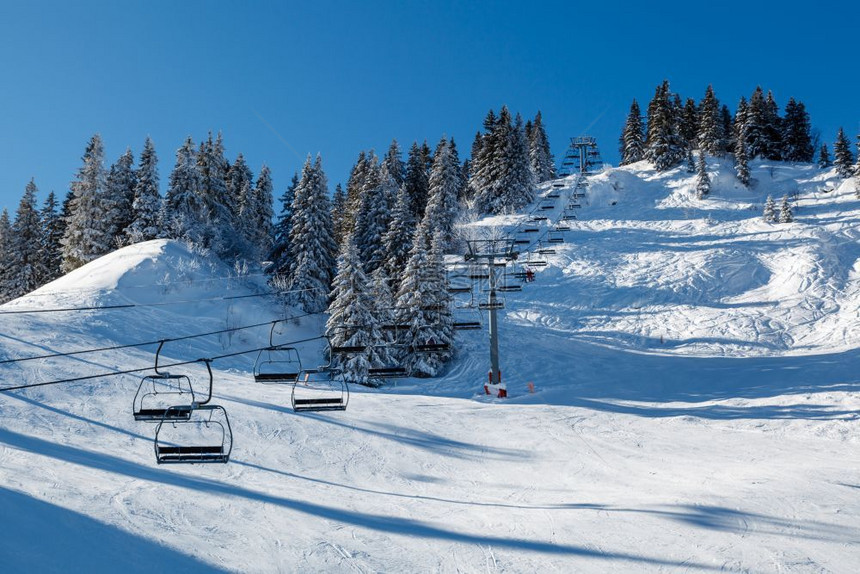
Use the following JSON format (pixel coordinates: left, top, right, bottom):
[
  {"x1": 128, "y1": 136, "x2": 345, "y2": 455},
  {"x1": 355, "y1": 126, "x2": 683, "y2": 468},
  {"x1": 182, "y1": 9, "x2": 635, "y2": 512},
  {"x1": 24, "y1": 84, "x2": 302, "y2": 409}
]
[
  {"x1": 552, "y1": 181, "x2": 565, "y2": 188},
  {"x1": 153, "y1": 360, "x2": 233, "y2": 464},
  {"x1": 547, "y1": 231, "x2": 564, "y2": 244},
  {"x1": 555, "y1": 225, "x2": 571, "y2": 232},
  {"x1": 253, "y1": 322, "x2": 302, "y2": 383},
  {"x1": 540, "y1": 203, "x2": 555, "y2": 210},
  {"x1": 291, "y1": 369, "x2": 350, "y2": 412},
  {"x1": 453, "y1": 306, "x2": 483, "y2": 330},
  {"x1": 133, "y1": 340, "x2": 194, "y2": 422},
  {"x1": 547, "y1": 192, "x2": 560, "y2": 199},
  {"x1": 478, "y1": 301, "x2": 505, "y2": 311},
  {"x1": 529, "y1": 215, "x2": 548, "y2": 222},
  {"x1": 514, "y1": 238, "x2": 530, "y2": 245},
  {"x1": 568, "y1": 202, "x2": 582, "y2": 209},
  {"x1": 573, "y1": 191, "x2": 586, "y2": 198},
  {"x1": 561, "y1": 214, "x2": 577, "y2": 221},
  {"x1": 155, "y1": 405, "x2": 232, "y2": 464}
]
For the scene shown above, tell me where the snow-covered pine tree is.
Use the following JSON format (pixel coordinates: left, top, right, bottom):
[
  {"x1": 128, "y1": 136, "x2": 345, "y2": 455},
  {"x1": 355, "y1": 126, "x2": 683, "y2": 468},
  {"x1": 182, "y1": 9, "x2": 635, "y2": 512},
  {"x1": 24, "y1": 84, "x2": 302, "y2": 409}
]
[
  {"x1": 744, "y1": 87, "x2": 768, "y2": 159},
  {"x1": 818, "y1": 143, "x2": 831, "y2": 168},
  {"x1": 686, "y1": 150, "x2": 696, "y2": 173},
  {"x1": 9, "y1": 179, "x2": 47, "y2": 299},
  {"x1": 61, "y1": 134, "x2": 110, "y2": 272},
  {"x1": 474, "y1": 106, "x2": 513, "y2": 212},
  {"x1": 422, "y1": 137, "x2": 462, "y2": 251},
  {"x1": 762, "y1": 195, "x2": 776, "y2": 223},
  {"x1": 403, "y1": 142, "x2": 430, "y2": 222},
  {"x1": 285, "y1": 154, "x2": 336, "y2": 313},
  {"x1": 38, "y1": 191, "x2": 63, "y2": 283},
  {"x1": 381, "y1": 184, "x2": 415, "y2": 293},
  {"x1": 197, "y1": 132, "x2": 236, "y2": 257},
  {"x1": 344, "y1": 150, "x2": 369, "y2": 231},
  {"x1": 681, "y1": 98, "x2": 699, "y2": 150},
  {"x1": 696, "y1": 152, "x2": 710, "y2": 199},
  {"x1": 782, "y1": 98, "x2": 813, "y2": 162},
  {"x1": 331, "y1": 182, "x2": 348, "y2": 246},
  {"x1": 126, "y1": 137, "x2": 161, "y2": 244},
  {"x1": 160, "y1": 136, "x2": 205, "y2": 245},
  {"x1": 0, "y1": 209, "x2": 13, "y2": 302},
  {"x1": 383, "y1": 140, "x2": 406, "y2": 189},
  {"x1": 763, "y1": 90, "x2": 783, "y2": 160},
  {"x1": 394, "y1": 226, "x2": 451, "y2": 377},
  {"x1": 325, "y1": 232, "x2": 375, "y2": 384},
  {"x1": 620, "y1": 99, "x2": 645, "y2": 165},
  {"x1": 241, "y1": 164, "x2": 274, "y2": 262},
  {"x1": 102, "y1": 148, "x2": 137, "y2": 248},
  {"x1": 267, "y1": 172, "x2": 299, "y2": 281},
  {"x1": 353, "y1": 156, "x2": 392, "y2": 274},
  {"x1": 697, "y1": 85, "x2": 724, "y2": 156},
  {"x1": 506, "y1": 113, "x2": 537, "y2": 209},
  {"x1": 778, "y1": 195, "x2": 793, "y2": 223},
  {"x1": 228, "y1": 152, "x2": 254, "y2": 255},
  {"x1": 420, "y1": 230, "x2": 453, "y2": 374},
  {"x1": 720, "y1": 105, "x2": 734, "y2": 154},
  {"x1": 645, "y1": 81, "x2": 684, "y2": 171},
  {"x1": 833, "y1": 127, "x2": 854, "y2": 178},
  {"x1": 735, "y1": 117, "x2": 751, "y2": 187},
  {"x1": 466, "y1": 130, "x2": 485, "y2": 203},
  {"x1": 528, "y1": 111, "x2": 555, "y2": 182},
  {"x1": 855, "y1": 135, "x2": 860, "y2": 178}
]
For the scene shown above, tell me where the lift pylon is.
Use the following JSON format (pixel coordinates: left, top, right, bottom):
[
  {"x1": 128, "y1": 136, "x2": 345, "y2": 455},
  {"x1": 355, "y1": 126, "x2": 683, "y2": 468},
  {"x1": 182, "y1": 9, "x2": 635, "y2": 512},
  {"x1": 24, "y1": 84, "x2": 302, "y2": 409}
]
[{"x1": 557, "y1": 136, "x2": 603, "y2": 176}]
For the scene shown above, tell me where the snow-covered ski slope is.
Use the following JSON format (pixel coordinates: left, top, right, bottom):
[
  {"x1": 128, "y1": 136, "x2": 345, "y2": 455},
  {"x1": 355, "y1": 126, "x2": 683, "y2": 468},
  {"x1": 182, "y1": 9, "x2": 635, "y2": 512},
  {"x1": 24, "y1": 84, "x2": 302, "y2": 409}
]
[{"x1": 2, "y1": 159, "x2": 859, "y2": 573}]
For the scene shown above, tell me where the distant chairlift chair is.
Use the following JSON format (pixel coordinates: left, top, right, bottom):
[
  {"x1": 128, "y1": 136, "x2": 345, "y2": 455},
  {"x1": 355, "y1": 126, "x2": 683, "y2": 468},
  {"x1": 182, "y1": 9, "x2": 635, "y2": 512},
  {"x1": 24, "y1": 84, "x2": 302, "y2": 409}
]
[
  {"x1": 291, "y1": 368, "x2": 350, "y2": 412},
  {"x1": 133, "y1": 340, "x2": 194, "y2": 422}
]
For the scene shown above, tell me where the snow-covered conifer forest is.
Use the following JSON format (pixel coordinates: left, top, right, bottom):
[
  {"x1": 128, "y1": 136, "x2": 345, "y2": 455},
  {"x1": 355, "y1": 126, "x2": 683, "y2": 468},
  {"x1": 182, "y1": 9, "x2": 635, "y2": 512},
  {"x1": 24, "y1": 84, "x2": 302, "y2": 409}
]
[{"x1": 1, "y1": 86, "x2": 859, "y2": 572}]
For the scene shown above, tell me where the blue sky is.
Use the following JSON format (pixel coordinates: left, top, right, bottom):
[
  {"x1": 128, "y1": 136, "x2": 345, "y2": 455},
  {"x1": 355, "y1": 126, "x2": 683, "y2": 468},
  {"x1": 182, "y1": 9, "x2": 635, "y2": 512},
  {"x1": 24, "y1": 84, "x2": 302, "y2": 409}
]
[{"x1": 1, "y1": 0, "x2": 857, "y2": 211}]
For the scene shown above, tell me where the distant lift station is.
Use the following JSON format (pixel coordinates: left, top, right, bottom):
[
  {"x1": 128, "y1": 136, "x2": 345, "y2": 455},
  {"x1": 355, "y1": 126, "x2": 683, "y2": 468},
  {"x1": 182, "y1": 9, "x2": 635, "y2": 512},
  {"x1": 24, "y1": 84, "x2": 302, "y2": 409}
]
[{"x1": 557, "y1": 136, "x2": 603, "y2": 177}]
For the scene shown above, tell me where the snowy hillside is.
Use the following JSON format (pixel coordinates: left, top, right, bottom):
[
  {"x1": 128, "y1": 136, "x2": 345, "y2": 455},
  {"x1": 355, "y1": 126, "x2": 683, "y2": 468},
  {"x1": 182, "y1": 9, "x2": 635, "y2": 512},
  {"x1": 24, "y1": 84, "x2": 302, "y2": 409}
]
[{"x1": 2, "y1": 160, "x2": 859, "y2": 573}]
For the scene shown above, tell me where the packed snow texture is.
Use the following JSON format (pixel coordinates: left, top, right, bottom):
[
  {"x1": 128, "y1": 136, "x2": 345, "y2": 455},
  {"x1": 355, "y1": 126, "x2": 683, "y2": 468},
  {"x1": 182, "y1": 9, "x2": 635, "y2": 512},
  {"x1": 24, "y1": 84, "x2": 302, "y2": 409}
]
[{"x1": 1, "y1": 159, "x2": 859, "y2": 572}]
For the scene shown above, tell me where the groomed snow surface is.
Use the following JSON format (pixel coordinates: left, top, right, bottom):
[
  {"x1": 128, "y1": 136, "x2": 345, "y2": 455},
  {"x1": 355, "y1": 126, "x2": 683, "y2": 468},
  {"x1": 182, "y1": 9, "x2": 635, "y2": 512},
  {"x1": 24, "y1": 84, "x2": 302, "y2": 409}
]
[{"x1": 1, "y1": 159, "x2": 859, "y2": 573}]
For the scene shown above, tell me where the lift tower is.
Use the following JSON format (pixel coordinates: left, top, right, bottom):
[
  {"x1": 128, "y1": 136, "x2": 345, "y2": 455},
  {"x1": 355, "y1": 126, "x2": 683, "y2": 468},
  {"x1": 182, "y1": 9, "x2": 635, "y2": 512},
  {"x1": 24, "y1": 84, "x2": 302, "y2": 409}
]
[
  {"x1": 465, "y1": 238, "x2": 517, "y2": 398},
  {"x1": 557, "y1": 136, "x2": 603, "y2": 177}
]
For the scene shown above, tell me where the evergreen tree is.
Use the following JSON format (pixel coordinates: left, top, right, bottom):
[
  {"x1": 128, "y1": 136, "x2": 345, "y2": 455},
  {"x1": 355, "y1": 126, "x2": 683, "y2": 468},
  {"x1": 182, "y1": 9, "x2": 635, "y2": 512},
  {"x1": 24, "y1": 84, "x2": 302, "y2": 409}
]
[
  {"x1": 505, "y1": 113, "x2": 536, "y2": 208},
  {"x1": 645, "y1": 80, "x2": 685, "y2": 170},
  {"x1": 353, "y1": 158, "x2": 393, "y2": 273},
  {"x1": 161, "y1": 136, "x2": 205, "y2": 245},
  {"x1": 423, "y1": 137, "x2": 462, "y2": 251},
  {"x1": 126, "y1": 137, "x2": 161, "y2": 244},
  {"x1": 383, "y1": 140, "x2": 406, "y2": 189},
  {"x1": 735, "y1": 115, "x2": 751, "y2": 187},
  {"x1": 404, "y1": 142, "x2": 430, "y2": 221},
  {"x1": 39, "y1": 191, "x2": 63, "y2": 283},
  {"x1": 197, "y1": 132, "x2": 235, "y2": 257},
  {"x1": 344, "y1": 150, "x2": 369, "y2": 230},
  {"x1": 61, "y1": 134, "x2": 109, "y2": 272},
  {"x1": 381, "y1": 184, "x2": 415, "y2": 292},
  {"x1": 744, "y1": 87, "x2": 768, "y2": 159},
  {"x1": 394, "y1": 229, "x2": 452, "y2": 376},
  {"x1": 818, "y1": 143, "x2": 831, "y2": 168},
  {"x1": 331, "y1": 182, "x2": 348, "y2": 246},
  {"x1": 528, "y1": 111, "x2": 554, "y2": 182},
  {"x1": 763, "y1": 90, "x2": 783, "y2": 160},
  {"x1": 285, "y1": 154, "x2": 336, "y2": 313},
  {"x1": 782, "y1": 98, "x2": 813, "y2": 162},
  {"x1": 9, "y1": 179, "x2": 47, "y2": 298},
  {"x1": 103, "y1": 148, "x2": 137, "y2": 248},
  {"x1": 762, "y1": 195, "x2": 777, "y2": 223},
  {"x1": 833, "y1": 127, "x2": 854, "y2": 178},
  {"x1": 620, "y1": 99, "x2": 645, "y2": 165},
  {"x1": 686, "y1": 149, "x2": 696, "y2": 174},
  {"x1": 227, "y1": 153, "x2": 253, "y2": 222},
  {"x1": 325, "y1": 232, "x2": 376, "y2": 384},
  {"x1": 0, "y1": 210, "x2": 13, "y2": 301},
  {"x1": 681, "y1": 97, "x2": 699, "y2": 150},
  {"x1": 268, "y1": 172, "x2": 299, "y2": 279},
  {"x1": 720, "y1": 104, "x2": 734, "y2": 154},
  {"x1": 778, "y1": 195, "x2": 793, "y2": 223},
  {"x1": 241, "y1": 164, "x2": 274, "y2": 262},
  {"x1": 695, "y1": 152, "x2": 710, "y2": 199},
  {"x1": 697, "y1": 85, "x2": 724, "y2": 155}
]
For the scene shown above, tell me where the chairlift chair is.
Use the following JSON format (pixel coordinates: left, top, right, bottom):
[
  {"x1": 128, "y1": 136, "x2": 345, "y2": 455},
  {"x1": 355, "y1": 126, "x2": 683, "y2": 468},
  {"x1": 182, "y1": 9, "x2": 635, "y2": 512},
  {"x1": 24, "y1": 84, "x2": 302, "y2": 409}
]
[
  {"x1": 547, "y1": 231, "x2": 564, "y2": 244},
  {"x1": 561, "y1": 214, "x2": 577, "y2": 221},
  {"x1": 555, "y1": 225, "x2": 571, "y2": 232},
  {"x1": 253, "y1": 323, "x2": 302, "y2": 383},
  {"x1": 133, "y1": 341, "x2": 194, "y2": 422},
  {"x1": 547, "y1": 192, "x2": 560, "y2": 199},
  {"x1": 153, "y1": 359, "x2": 233, "y2": 464},
  {"x1": 453, "y1": 306, "x2": 483, "y2": 330},
  {"x1": 155, "y1": 405, "x2": 232, "y2": 464},
  {"x1": 291, "y1": 369, "x2": 350, "y2": 412},
  {"x1": 540, "y1": 203, "x2": 555, "y2": 210},
  {"x1": 529, "y1": 215, "x2": 548, "y2": 222},
  {"x1": 552, "y1": 181, "x2": 565, "y2": 188}
]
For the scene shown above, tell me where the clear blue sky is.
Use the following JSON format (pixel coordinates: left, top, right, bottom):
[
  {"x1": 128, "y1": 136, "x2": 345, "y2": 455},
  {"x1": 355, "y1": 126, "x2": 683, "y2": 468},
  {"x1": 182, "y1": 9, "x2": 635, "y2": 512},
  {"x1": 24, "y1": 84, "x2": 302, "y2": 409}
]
[{"x1": 1, "y1": 0, "x2": 857, "y2": 212}]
